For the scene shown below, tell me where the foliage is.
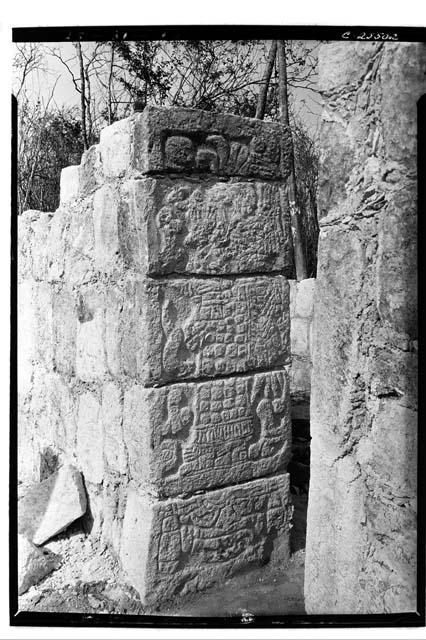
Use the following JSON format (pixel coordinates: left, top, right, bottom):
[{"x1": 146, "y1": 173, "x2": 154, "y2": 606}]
[
  {"x1": 292, "y1": 118, "x2": 320, "y2": 277},
  {"x1": 17, "y1": 102, "x2": 84, "y2": 214},
  {"x1": 13, "y1": 39, "x2": 320, "y2": 276},
  {"x1": 113, "y1": 40, "x2": 318, "y2": 119}
]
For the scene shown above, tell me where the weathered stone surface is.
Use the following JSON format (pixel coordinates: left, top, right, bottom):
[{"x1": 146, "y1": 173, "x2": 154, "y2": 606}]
[
  {"x1": 53, "y1": 288, "x2": 77, "y2": 377},
  {"x1": 100, "y1": 106, "x2": 293, "y2": 180},
  {"x1": 18, "y1": 211, "x2": 39, "y2": 283},
  {"x1": 60, "y1": 166, "x2": 80, "y2": 204},
  {"x1": 78, "y1": 144, "x2": 103, "y2": 197},
  {"x1": 290, "y1": 358, "x2": 311, "y2": 399},
  {"x1": 120, "y1": 474, "x2": 292, "y2": 604},
  {"x1": 101, "y1": 382, "x2": 127, "y2": 475},
  {"x1": 289, "y1": 278, "x2": 315, "y2": 403},
  {"x1": 18, "y1": 211, "x2": 54, "y2": 282},
  {"x1": 76, "y1": 392, "x2": 104, "y2": 485},
  {"x1": 290, "y1": 317, "x2": 310, "y2": 358},
  {"x1": 75, "y1": 275, "x2": 289, "y2": 384},
  {"x1": 93, "y1": 183, "x2": 121, "y2": 273},
  {"x1": 305, "y1": 42, "x2": 422, "y2": 615},
  {"x1": 18, "y1": 281, "x2": 47, "y2": 396},
  {"x1": 18, "y1": 465, "x2": 87, "y2": 545},
  {"x1": 45, "y1": 207, "x2": 68, "y2": 283},
  {"x1": 123, "y1": 369, "x2": 291, "y2": 498},
  {"x1": 18, "y1": 104, "x2": 295, "y2": 607},
  {"x1": 18, "y1": 534, "x2": 61, "y2": 595},
  {"x1": 121, "y1": 178, "x2": 293, "y2": 276},
  {"x1": 75, "y1": 303, "x2": 106, "y2": 382},
  {"x1": 64, "y1": 198, "x2": 96, "y2": 286},
  {"x1": 146, "y1": 276, "x2": 290, "y2": 383},
  {"x1": 293, "y1": 278, "x2": 315, "y2": 318}
]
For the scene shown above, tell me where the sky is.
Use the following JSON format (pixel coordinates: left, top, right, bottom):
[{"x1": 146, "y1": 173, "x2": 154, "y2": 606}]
[{"x1": 13, "y1": 40, "x2": 322, "y2": 137}]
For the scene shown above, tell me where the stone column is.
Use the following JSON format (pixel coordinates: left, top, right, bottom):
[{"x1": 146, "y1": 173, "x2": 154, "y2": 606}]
[
  {"x1": 305, "y1": 43, "x2": 424, "y2": 614},
  {"x1": 289, "y1": 278, "x2": 316, "y2": 419},
  {"x1": 19, "y1": 106, "x2": 294, "y2": 606}
]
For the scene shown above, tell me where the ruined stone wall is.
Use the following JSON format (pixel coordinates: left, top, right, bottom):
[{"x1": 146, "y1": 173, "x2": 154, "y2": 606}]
[
  {"x1": 18, "y1": 107, "x2": 295, "y2": 604},
  {"x1": 305, "y1": 43, "x2": 423, "y2": 614},
  {"x1": 289, "y1": 278, "x2": 315, "y2": 419}
]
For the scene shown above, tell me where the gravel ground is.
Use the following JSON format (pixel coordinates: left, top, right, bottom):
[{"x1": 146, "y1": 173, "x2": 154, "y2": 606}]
[{"x1": 18, "y1": 494, "x2": 307, "y2": 618}]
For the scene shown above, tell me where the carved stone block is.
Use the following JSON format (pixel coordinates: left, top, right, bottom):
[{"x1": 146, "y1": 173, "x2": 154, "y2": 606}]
[
  {"x1": 78, "y1": 144, "x2": 103, "y2": 197},
  {"x1": 146, "y1": 276, "x2": 290, "y2": 384},
  {"x1": 60, "y1": 165, "x2": 80, "y2": 205},
  {"x1": 100, "y1": 106, "x2": 293, "y2": 180},
  {"x1": 120, "y1": 473, "x2": 292, "y2": 604},
  {"x1": 74, "y1": 276, "x2": 290, "y2": 385},
  {"x1": 124, "y1": 369, "x2": 291, "y2": 497},
  {"x1": 121, "y1": 178, "x2": 293, "y2": 276}
]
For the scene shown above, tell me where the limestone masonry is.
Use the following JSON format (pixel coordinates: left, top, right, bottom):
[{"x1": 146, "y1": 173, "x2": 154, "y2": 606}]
[
  {"x1": 289, "y1": 278, "x2": 315, "y2": 418},
  {"x1": 18, "y1": 106, "x2": 294, "y2": 604},
  {"x1": 305, "y1": 42, "x2": 422, "y2": 614}
]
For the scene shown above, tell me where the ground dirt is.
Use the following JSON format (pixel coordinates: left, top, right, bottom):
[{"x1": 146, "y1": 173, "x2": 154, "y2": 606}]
[{"x1": 18, "y1": 494, "x2": 307, "y2": 618}]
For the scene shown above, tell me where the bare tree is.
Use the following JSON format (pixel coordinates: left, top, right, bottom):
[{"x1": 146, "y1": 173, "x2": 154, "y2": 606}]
[
  {"x1": 49, "y1": 42, "x2": 105, "y2": 148},
  {"x1": 13, "y1": 43, "x2": 46, "y2": 99},
  {"x1": 277, "y1": 40, "x2": 308, "y2": 280},
  {"x1": 254, "y1": 40, "x2": 310, "y2": 280},
  {"x1": 75, "y1": 42, "x2": 88, "y2": 148}
]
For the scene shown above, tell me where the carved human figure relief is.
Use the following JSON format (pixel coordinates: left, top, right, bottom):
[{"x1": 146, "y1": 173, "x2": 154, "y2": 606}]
[
  {"x1": 249, "y1": 371, "x2": 289, "y2": 460},
  {"x1": 161, "y1": 299, "x2": 195, "y2": 378},
  {"x1": 158, "y1": 387, "x2": 195, "y2": 478}
]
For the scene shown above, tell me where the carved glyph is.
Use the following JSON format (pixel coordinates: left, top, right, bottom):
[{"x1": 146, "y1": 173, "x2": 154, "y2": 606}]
[
  {"x1": 138, "y1": 180, "x2": 292, "y2": 275},
  {"x1": 148, "y1": 370, "x2": 291, "y2": 496},
  {"x1": 147, "y1": 276, "x2": 290, "y2": 384},
  {"x1": 121, "y1": 474, "x2": 292, "y2": 603},
  {"x1": 163, "y1": 131, "x2": 282, "y2": 179}
]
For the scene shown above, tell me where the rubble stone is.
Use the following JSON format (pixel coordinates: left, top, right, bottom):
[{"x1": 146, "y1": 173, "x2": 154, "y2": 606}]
[
  {"x1": 18, "y1": 534, "x2": 61, "y2": 595},
  {"x1": 19, "y1": 465, "x2": 87, "y2": 545}
]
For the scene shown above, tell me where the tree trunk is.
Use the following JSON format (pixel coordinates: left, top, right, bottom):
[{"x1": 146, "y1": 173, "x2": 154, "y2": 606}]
[
  {"x1": 255, "y1": 41, "x2": 277, "y2": 120},
  {"x1": 76, "y1": 42, "x2": 89, "y2": 149},
  {"x1": 108, "y1": 42, "x2": 115, "y2": 125},
  {"x1": 84, "y1": 63, "x2": 93, "y2": 144},
  {"x1": 277, "y1": 40, "x2": 308, "y2": 281}
]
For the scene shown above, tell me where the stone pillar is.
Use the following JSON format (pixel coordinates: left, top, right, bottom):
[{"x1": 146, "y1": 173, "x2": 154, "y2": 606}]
[
  {"x1": 305, "y1": 43, "x2": 424, "y2": 613},
  {"x1": 18, "y1": 106, "x2": 294, "y2": 605},
  {"x1": 289, "y1": 278, "x2": 316, "y2": 419}
]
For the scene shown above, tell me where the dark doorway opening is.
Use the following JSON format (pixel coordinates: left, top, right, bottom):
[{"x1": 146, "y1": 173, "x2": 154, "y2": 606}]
[{"x1": 289, "y1": 414, "x2": 310, "y2": 553}]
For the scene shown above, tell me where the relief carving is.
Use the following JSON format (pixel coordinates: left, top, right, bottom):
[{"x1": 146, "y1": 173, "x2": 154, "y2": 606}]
[
  {"x1": 162, "y1": 131, "x2": 281, "y2": 179},
  {"x1": 154, "y1": 475, "x2": 290, "y2": 582},
  {"x1": 153, "y1": 372, "x2": 290, "y2": 494},
  {"x1": 156, "y1": 278, "x2": 288, "y2": 384},
  {"x1": 149, "y1": 181, "x2": 290, "y2": 275},
  {"x1": 164, "y1": 136, "x2": 195, "y2": 171}
]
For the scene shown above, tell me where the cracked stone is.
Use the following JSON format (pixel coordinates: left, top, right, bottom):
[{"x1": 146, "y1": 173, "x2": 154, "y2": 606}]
[
  {"x1": 19, "y1": 464, "x2": 87, "y2": 546},
  {"x1": 18, "y1": 534, "x2": 61, "y2": 595}
]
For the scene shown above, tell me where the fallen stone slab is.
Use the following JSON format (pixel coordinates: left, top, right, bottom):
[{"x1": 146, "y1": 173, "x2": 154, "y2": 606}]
[
  {"x1": 18, "y1": 534, "x2": 61, "y2": 595},
  {"x1": 18, "y1": 464, "x2": 87, "y2": 546},
  {"x1": 120, "y1": 473, "x2": 292, "y2": 605}
]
